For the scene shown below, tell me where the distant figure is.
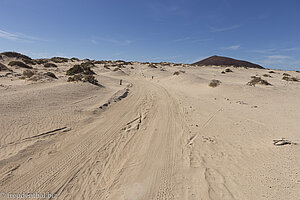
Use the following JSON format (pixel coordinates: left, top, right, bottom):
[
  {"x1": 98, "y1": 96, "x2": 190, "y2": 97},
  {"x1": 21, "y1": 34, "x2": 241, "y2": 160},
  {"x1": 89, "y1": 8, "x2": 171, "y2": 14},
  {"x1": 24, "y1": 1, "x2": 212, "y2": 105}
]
[
  {"x1": 152, "y1": 76, "x2": 154, "y2": 79},
  {"x1": 120, "y1": 79, "x2": 122, "y2": 85}
]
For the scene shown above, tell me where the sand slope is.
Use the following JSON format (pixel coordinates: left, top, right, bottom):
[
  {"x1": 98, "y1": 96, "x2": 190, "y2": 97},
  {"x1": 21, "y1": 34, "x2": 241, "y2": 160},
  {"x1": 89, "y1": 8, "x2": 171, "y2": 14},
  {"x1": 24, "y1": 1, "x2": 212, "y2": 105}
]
[{"x1": 0, "y1": 59, "x2": 299, "y2": 200}]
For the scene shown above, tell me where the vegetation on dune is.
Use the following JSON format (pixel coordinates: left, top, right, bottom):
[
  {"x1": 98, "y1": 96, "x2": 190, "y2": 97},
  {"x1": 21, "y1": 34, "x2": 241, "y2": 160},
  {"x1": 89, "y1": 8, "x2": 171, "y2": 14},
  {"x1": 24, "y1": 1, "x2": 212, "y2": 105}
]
[
  {"x1": 283, "y1": 73, "x2": 290, "y2": 76},
  {"x1": 35, "y1": 59, "x2": 49, "y2": 65},
  {"x1": 44, "y1": 63, "x2": 58, "y2": 68},
  {"x1": 263, "y1": 74, "x2": 272, "y2": 77},
  {"x1": 66, "y1": 63, "x2": 95, "y2": 76},
  {"x1": 44, "y1": 72, "x2": 58, "y2": 79},
  {"x1": 0, "y1": 63, "x2": 10, "y2": 71},
  {"x1": 225, "y1": 68, "x2": 233, "y2": 72},
  {"x1": 8, "y1": 61, "x2": 32, "y2": 69},
  {"x1": 247, "y1": 76, "x2": 272, "y2": 86},
  {"x1": 50, "y1": 57, "x2": 69, "y2": 63},
  {"x1": 22, "y1": 58, "x2": 36, "y2": 65},
  {"x1": 209, "y1": 79, "x2": 222, "y2": 87},
  {"x1": 149, "y1": 63, "x2": 157, "y2": 68},
  {"x1": 1, "y1": 52, "x2": 32, "y2": 60},
  {"x1": 67, "y1": 74, "x2": 98, "y2": 85},
  {"x1": 282, "y1": 76, "x2": 299, "y2": 82},
  {"x1": 173, "y1": 70, "x2": 185, "y2": 75},
  {"x1": 23, "y1": 69, "x2": 35, "y2": 78},
  {"x1": 71, "y1": 57, "x2": 80, "y2": 62},
  {"x1": 66, "y1": 63, "x2": 98, "y2": 85}
]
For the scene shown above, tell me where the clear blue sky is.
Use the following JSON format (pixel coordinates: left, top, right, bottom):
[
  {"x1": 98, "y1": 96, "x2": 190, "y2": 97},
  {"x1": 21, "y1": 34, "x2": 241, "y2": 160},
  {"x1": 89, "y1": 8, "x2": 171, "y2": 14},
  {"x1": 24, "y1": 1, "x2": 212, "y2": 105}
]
[{"x1": 0, "y1": 0, "x2": 299, "y2": 70}]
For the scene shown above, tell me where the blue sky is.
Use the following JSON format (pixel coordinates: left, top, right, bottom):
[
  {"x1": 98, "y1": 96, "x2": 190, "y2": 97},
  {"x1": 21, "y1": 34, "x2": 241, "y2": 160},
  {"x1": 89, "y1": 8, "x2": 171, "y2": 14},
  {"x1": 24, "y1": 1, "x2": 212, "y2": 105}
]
[{"x1": 0, "y1": 0, "x2": 299, "y2": 70}]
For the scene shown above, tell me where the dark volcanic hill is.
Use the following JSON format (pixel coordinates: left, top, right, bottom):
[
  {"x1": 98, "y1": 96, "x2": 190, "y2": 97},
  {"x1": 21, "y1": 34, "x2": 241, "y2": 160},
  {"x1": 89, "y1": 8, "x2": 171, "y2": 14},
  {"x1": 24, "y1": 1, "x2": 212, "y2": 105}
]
[{"x1": 193, "y1": 55, "x2": 264, "y2": 69}]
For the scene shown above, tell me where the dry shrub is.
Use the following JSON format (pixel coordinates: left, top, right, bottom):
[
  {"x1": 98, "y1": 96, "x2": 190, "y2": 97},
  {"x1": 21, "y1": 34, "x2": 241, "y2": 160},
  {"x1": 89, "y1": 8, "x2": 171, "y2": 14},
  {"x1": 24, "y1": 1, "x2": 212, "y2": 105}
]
[
  {"x1": 104, "y1": 65, "x2": 110, "y2": 70},
  {"x1": 173, "y1": 71, "x2": 180, "y2": 75},
  {"x1": 282, "y1": 76, "x2": 299, "y2": 82},
  {"x1": 0, "y1": 63, "x2": 10, "y2": 71},
  {"x1": 50, "y1": 57, "x2": 69, "y2": 63},
  {"x1": 283, "y1": 73, "x2": 290, "y2": 76},
  {"x1": 209, "y1": 80, "x2": 222, "y2": 87},
  {"x1": 68, "y1": 74, "x2": 98, "y2": 85},
  {"x1": 149, "y1": 63, "x2": 157, "y2": 68},
  {"x1": 269, "y1": 71, "x2": 275, "y2": 73},
  {"x1": 44, "y1": 72, "x2": 57, "y2": 79},
  {"x1": 1, "y1": 52, "x2": 31, "y2": 60},
  {"x1": 66, "y1": 64, "x2": 95, "y2": 76},
  {"x1": 23, "y1": 59, "x2": 36, "y2": 65},
  {"x1": 44, "y1": 63, "x2": 58, "y2": 68},
  {"x1": 71, "y1": 57, "x2": 80, "y2": 62},
  {"x1": 35, "y1": 59, "x2": 49, "y2": 64},
  {"x1": 93, "y1": 60, "x2": 106, "y2": 64},
  {"x1": 82, "y1": 75, "x2": 98, "y2": 85},
  {"x1": 23, "y1": 69, "x2": 35, "y2": 78},
  {"x1": 8, "y1": 61, "x2": 32, "y2": 69},
  {"x1": 225, "y1": 68, "x2": 233, "y2": 72},
  {"x1": 263, "y1": 74, "x2": 272, "y2": 77},
  {"x1": 247, "y1": 77, "x2": 272, "y2": 86}
]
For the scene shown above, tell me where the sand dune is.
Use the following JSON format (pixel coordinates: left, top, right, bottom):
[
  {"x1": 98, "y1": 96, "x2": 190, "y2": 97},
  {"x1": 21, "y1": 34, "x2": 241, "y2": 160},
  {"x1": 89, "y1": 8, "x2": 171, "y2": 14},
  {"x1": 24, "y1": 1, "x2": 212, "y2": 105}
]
[{"x1": 0, "y1": 54, "x2": 299, "y2": 199}]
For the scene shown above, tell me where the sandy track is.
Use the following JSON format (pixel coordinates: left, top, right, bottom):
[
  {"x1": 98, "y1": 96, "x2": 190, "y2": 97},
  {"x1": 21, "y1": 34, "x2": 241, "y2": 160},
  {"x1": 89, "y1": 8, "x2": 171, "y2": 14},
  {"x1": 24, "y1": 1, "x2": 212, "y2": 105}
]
[{"x1": 1, "y1": 78, "x2": 189, "y2": 199}]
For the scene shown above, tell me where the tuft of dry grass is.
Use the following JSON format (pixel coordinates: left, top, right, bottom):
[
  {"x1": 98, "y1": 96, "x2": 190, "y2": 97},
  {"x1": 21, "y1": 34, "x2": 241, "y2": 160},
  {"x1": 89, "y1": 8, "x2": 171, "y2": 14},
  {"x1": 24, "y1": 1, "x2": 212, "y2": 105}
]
[{"x1": 209, "y1": 80, "x2": 222, "y2": 87}]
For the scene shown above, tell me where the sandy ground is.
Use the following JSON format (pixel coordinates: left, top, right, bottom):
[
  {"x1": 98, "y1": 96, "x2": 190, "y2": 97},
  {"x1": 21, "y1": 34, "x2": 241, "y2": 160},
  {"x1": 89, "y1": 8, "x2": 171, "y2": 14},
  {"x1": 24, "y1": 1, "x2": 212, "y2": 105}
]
[{"x1": 0, "y1": 57, "x2": 299, "y2": 200}]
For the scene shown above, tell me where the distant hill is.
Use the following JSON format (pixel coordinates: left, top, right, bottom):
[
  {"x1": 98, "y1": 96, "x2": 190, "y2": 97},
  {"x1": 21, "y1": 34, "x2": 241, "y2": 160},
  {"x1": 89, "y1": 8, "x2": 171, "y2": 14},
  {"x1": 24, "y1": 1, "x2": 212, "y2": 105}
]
[{"x1": 193, "y1": 55, "x2": 264, "y2": 69}]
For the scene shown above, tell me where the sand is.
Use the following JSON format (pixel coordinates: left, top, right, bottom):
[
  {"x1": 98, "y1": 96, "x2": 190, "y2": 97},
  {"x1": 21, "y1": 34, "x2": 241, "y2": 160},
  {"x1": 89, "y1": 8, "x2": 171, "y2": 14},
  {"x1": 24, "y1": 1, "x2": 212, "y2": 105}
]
[{"x1": 0, "y1": 58, "x2": 299, "y2": 200}]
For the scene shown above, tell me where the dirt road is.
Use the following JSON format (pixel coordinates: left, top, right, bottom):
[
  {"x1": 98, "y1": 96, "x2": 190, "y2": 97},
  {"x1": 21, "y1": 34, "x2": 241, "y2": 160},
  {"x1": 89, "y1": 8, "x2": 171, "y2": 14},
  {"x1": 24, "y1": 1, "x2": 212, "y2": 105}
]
[{"x1": 1, "y1": 78, "x2": 194, "y2": 199}]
